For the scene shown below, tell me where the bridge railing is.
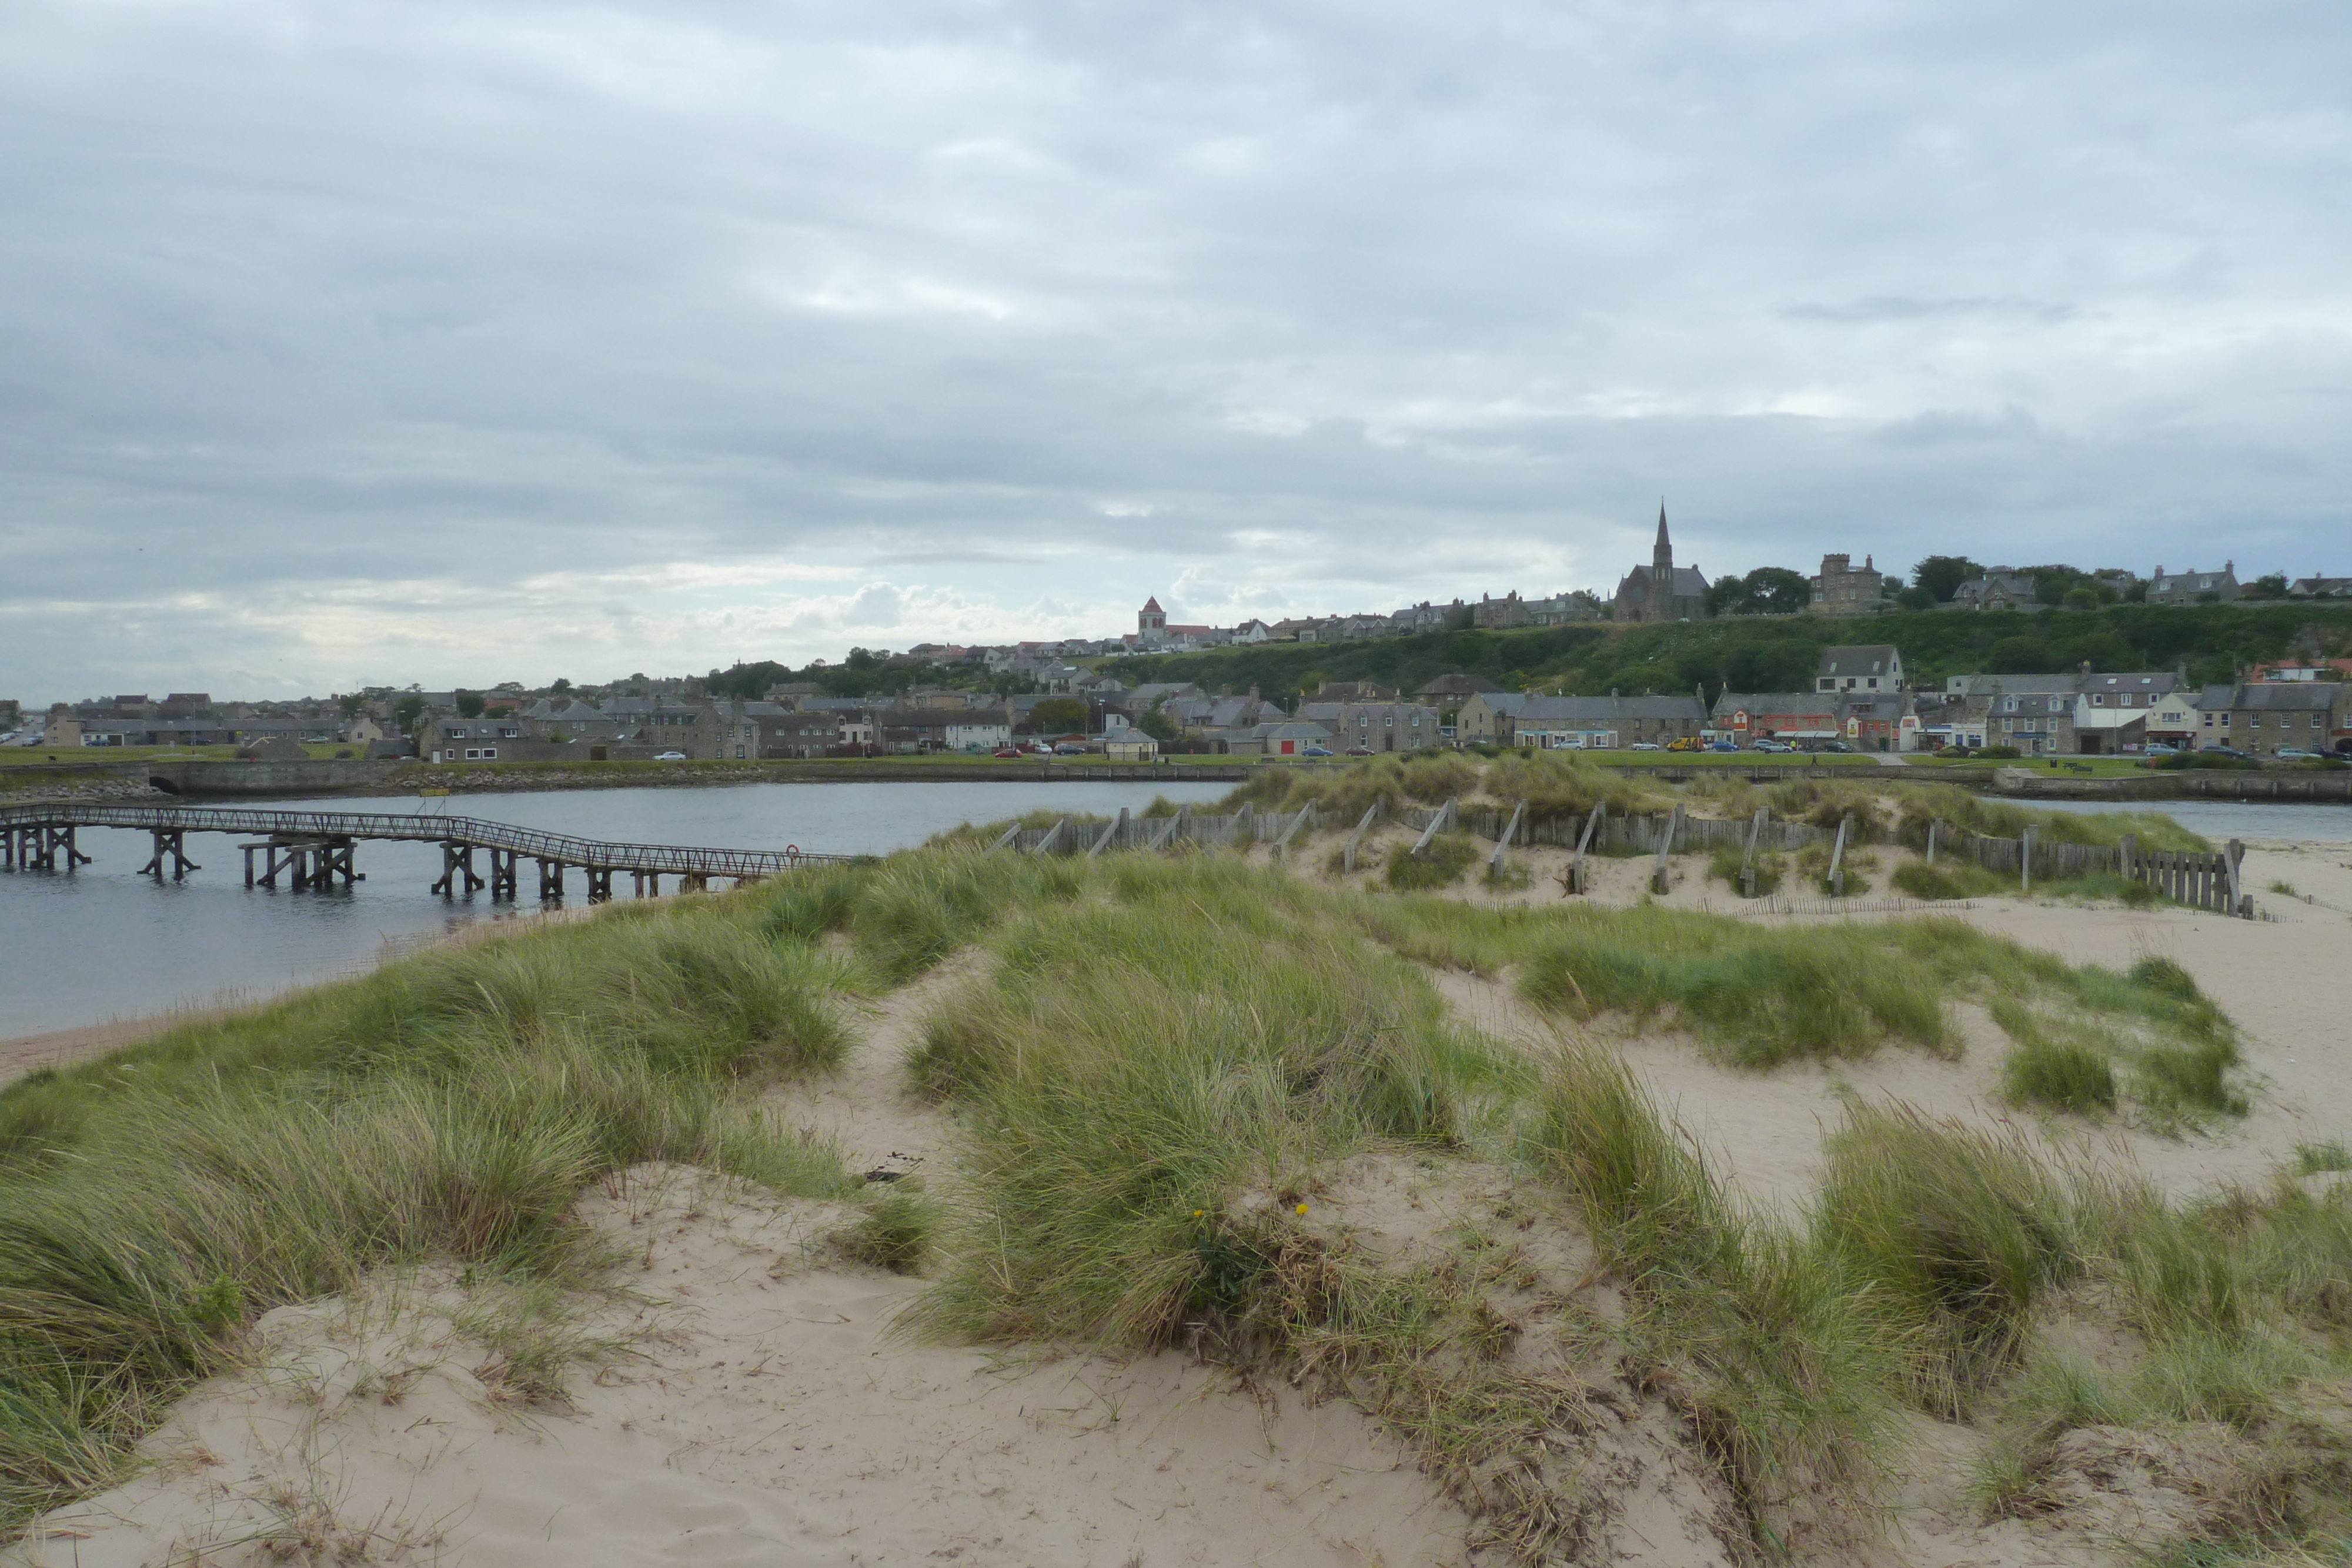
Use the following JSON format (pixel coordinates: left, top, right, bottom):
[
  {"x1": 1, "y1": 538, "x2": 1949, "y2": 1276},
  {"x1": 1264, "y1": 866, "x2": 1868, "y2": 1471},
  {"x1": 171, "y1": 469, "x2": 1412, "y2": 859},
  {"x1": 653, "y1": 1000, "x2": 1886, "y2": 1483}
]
[{"x1": 0, "y1": 803, "x2": 851, "y2": 876}]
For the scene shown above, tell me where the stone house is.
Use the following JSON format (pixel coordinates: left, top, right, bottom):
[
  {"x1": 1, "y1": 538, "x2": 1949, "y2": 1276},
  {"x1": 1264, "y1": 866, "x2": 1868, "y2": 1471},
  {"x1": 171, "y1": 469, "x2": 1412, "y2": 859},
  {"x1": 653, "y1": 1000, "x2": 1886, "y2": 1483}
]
[
  {"x1": 1809, "y1": 554, "x2": 1890, "y2": 616},
  {"x1": 1294, "y1": 701, "x2": 1442, "y2": 753},
  {"x1": 1950, "y1": 570, "x2": 2040, "y2": 611},
  {"x1": 2287, "y1": 576, "x2": 2352, "y2": 600},
  {"x1": 2146, "y1": 563, "x2": 2239, "y2": 606},
  {"x1": 1454, "y1": 691, "x2": 1529, "y2": 746},
  {"x1": 2193, "y1": 683, "x2": 2348, "y2": 756},
  {"x1": 1511, "y1": 694, "x2": 1706, "y2": 749}
]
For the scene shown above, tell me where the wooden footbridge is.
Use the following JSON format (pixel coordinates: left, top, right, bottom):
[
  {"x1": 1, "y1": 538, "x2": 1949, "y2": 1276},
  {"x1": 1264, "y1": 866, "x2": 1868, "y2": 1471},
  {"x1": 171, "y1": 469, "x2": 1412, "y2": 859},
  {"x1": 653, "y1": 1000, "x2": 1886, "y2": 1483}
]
[{"x1": 0, "y1": 803, "x2": 846, "y2": 900}]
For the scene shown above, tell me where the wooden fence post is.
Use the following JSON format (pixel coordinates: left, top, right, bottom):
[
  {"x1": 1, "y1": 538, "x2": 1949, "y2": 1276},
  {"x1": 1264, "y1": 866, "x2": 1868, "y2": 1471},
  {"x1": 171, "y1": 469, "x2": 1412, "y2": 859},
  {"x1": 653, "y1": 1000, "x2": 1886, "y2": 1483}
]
[
  {"x1": 1925, "y1": 820, "x2": 1939, "y2": 867},
  {"x1": 1411, "y1": 797, "x2": 1459, "y2": 860},
  {"x1": 2118, "y1": 833, "x2": 2136, "y2": 890},
  {"x1": 1086, "y1": 807, "x2": 1127, "y2": 860},
  {"x1": 1342, "y1": 802, "x2": 1380, "y2": 874},
  {"x1": 1272, "y1": 800, "x2": 1317, "y2": 861},
  {"x1": 1828, "y1": 814, "x2": 1850, "y2": 897},
  {"x1": 1572, "y1": 801, "x2": 1605, "y2": 895},
  {"x1": 1741, "y1": 806, "x2": 1769, "y2": 898},
  {"x1": 2227, "y1": 839, "x2": 2246, "y2": 918},
  {"x1": 1651, "y1": 804, "x2": 1683, "y2": 895},
  {"x1": 2020, "y1": 825, "x2": 2035, "y2": 894},
  {"x1": 1489, "y1": 799, "x2": 1526, "y2": 878}
]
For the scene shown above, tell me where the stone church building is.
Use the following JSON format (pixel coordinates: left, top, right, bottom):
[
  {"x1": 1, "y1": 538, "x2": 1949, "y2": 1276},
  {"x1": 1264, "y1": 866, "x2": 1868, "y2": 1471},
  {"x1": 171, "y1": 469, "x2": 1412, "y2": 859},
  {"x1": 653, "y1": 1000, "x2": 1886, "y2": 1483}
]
[{"x1": 1613, "y1": 506, "x2": 1710, "y2": 622}]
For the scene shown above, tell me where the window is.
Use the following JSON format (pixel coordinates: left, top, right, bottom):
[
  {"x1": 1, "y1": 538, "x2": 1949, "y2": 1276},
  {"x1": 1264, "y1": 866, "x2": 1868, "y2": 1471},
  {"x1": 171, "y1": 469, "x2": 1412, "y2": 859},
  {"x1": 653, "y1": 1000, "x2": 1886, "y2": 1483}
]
[
  {"x1": 463, "y1": 748, "x2": 481, "y2": 760},
  {"x1": 482, "y1": 747, "x2": 497, "y2": 760}
]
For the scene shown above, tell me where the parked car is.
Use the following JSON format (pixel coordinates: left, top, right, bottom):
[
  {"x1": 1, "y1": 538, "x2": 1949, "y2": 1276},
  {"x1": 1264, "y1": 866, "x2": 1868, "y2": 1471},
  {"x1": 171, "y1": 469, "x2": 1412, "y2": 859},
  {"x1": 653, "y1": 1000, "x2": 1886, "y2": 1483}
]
[
  {"x1": 1707, "y1": 740, "x2": 1739, "y2": 753},
  {"x1": 1628, "y1": 741, "x2": 1662, "y2": 751},
  {"x1": 1665, "y1": 736, "x2": 1703, "y2": 753},
  {"x1": 2143, "y1": 743, "x2": 2179, "y2": 757},
  {"x1": 992, "y1": 747, "x2": 1023, "y2": 758},
  {"x1": 1752, "y1": 738, "x2": 1794, "y2": 753},
  {"x1": 653, "y1": 751, "x2": 688, "y2": 761},
  {"x1": 1344, "y1": 745, "x2": 1374, "y2": 756},
  {"x1": 1302, "y1": 745, "x2": 1333, "y2": 757},
  {"x1": 2201, "y1": 745, "x2": 2251, "y2": 759},
  {"x1": 2275, "y1": 748, "x2": 2318, "y2": 760},
  {"x1": 1053, "y1": 742, "x2": 1087, "y2": 755}
]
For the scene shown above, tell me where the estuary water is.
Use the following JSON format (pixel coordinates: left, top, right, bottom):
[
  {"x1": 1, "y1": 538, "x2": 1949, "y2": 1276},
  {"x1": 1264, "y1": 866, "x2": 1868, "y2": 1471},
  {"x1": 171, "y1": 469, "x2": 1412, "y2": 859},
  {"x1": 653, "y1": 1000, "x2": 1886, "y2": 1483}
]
[
  {"x1": 2025, "y1": 797, "x2": 2352, "y2": 844},
  {"x1": 1, "y1": 778, "x2": 1235, "y2": 1038}
]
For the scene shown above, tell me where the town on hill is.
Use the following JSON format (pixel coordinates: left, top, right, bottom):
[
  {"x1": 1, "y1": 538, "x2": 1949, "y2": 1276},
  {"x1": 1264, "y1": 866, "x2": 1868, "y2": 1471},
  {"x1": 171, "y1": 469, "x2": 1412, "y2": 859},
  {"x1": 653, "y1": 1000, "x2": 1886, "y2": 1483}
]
[{"x1": 8, "y1": 514, "x2": 2350, "y2": 765}]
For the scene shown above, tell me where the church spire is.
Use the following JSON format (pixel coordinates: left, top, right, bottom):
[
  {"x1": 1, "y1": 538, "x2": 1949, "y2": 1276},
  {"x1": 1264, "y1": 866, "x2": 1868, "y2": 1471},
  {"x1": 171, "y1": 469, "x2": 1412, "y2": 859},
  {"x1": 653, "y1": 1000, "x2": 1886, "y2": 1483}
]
[{"x1": 1652, "y1": 502, "x2": 1673, "y2": 578}]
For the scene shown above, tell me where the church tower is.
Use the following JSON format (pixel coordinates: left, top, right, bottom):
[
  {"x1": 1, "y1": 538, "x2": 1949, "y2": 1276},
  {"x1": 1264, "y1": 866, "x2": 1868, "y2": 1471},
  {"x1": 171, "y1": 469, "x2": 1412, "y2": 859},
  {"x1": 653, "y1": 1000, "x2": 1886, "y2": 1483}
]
[{"x1": 1652, "y1": 503, "x2": 1673, "y2": 582}]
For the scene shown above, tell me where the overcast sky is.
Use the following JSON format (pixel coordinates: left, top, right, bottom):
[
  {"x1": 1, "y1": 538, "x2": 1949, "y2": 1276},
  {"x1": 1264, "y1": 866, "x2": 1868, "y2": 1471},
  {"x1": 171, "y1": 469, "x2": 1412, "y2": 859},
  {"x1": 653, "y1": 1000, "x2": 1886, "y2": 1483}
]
[{"x1": 4, "y1": 1, "x2": 2348, "y2": 701}]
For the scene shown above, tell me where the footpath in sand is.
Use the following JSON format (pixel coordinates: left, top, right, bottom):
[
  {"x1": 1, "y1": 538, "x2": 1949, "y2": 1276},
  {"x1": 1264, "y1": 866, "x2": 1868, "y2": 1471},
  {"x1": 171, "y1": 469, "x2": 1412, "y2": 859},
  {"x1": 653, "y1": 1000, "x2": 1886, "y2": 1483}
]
[{"x1": 4, "y1": 967, "x2": 1470, "y2": 1568}]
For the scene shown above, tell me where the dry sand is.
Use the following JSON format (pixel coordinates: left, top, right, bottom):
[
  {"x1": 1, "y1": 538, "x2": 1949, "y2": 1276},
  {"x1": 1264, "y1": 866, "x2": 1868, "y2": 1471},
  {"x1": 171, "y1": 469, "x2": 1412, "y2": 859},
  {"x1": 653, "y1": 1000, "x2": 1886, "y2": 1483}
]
[
  {"x1": 10, "y1": 834, "x2": 2348, "y2": 1566},
  {"x1": 4, "y1": 956, "x2": 1472, "y2": 1568}
]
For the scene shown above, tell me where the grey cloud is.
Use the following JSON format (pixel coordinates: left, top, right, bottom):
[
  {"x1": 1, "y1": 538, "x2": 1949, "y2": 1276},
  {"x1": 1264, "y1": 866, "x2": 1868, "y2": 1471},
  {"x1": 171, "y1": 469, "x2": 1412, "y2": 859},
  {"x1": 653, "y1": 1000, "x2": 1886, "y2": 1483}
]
[
  {"x1": 1781, "y1": 297, "x2": 2080, "y2": 325},
  {"x1": 3, "y1": 0, "x2": 2350, "y2": 695}
]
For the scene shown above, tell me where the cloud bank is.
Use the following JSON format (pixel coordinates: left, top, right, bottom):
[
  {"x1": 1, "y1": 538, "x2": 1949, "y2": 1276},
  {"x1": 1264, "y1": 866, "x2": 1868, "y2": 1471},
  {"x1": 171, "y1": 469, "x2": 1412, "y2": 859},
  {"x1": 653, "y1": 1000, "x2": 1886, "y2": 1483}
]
[{"x1": 3, "y1": 0, "x2": 2347, "y2": 696}]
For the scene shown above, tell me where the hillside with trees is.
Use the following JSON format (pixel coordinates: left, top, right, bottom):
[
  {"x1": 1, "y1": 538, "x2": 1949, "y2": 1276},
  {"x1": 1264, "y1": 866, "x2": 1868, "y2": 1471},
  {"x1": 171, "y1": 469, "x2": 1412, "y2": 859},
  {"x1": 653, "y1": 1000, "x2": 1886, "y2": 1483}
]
[{"x1": 1112, "y1": 601, "x2": 2352, "y2": 707}]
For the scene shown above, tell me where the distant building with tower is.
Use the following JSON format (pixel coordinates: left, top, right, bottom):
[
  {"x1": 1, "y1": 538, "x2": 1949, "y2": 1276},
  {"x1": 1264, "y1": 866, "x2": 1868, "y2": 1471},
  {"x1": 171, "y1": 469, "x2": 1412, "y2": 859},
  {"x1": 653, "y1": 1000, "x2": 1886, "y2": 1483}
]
[{"x1": 1612, "y1": 505, "x2": 1710, "y2": 623}]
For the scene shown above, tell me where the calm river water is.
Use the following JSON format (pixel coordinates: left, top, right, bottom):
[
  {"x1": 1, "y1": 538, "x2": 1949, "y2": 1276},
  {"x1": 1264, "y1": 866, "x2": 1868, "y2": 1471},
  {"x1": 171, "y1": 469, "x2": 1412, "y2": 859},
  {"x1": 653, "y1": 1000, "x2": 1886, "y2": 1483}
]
[
  {"x1": 2, "y1": 779, "x2": 1235, "y2": 1038},
  {"x1": 8, "y1": 781, "x2": 2346, "y2": 1041},
  {"x1": 2026, "y1": 797, "x2": 2352, "y2": 843}
]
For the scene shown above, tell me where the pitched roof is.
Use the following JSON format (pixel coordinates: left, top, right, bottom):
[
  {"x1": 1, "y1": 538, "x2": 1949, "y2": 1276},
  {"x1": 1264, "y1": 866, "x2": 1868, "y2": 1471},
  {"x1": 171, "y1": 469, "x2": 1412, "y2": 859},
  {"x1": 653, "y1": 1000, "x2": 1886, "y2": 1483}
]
[
  {"x1": 1816, "y1": 646, "x2": 1900, "y2": 678},
  {"x1": 1710, "y1": 690, "x2": 1830, "y2": 718},
  {"x1": 1142, "y1": 596, "x2": 1163, "y2": 613},
  {"x1": 1517, "y1": 694, "x2": 1706, "y2": 723},
  {"x1": 2213, "y1": 683, "x2": 2341, "y2": 711}
]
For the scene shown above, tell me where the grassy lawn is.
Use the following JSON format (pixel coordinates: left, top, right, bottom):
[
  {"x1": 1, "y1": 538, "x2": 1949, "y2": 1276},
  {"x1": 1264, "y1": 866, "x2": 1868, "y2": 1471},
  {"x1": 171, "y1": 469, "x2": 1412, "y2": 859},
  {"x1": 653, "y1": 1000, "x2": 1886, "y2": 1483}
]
[{"x1": 1568, "y1": 748, "x2": 1880, "y2": 767}]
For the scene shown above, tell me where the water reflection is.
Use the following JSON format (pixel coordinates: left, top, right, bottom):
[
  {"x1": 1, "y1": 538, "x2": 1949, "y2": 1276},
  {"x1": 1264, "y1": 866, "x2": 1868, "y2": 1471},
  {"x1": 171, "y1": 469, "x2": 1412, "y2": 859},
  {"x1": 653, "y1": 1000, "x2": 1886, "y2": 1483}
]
[{"x1": 2, "y1": 779, "x2": 1234, "y2": 1037}]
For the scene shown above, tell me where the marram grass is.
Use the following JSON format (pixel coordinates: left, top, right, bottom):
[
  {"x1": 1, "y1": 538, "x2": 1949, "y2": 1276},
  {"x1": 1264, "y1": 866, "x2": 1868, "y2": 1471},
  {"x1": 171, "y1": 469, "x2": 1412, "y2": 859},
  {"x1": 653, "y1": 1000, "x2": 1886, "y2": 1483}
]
[{"x1": 1, "y1": 841, "x2": 2310, "y2": 1560}]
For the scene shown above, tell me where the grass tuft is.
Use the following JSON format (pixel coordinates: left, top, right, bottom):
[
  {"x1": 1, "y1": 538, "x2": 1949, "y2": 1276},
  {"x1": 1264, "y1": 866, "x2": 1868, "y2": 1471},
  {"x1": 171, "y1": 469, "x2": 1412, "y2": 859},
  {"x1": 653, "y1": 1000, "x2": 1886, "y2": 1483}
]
[
  {"x1": 1813, "y1": 1102, "x2": 2077, "y2": 1415},
  {"x1": 1385, "y1": 829, "x2": 1479, "y2": 891}
]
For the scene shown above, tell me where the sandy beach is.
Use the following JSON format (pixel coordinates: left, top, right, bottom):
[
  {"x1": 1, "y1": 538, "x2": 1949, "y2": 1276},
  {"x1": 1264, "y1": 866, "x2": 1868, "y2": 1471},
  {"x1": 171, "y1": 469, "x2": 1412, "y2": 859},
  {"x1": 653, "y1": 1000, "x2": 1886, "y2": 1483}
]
[{"x1": 6, "y1": 837, "x2": 2348, "y2": 1567}]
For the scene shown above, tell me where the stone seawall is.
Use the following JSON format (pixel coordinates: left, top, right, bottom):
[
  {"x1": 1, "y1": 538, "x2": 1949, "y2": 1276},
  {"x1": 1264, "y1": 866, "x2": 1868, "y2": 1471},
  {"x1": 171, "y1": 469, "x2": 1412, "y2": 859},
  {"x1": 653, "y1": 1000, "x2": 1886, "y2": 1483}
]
[{"x1": 145, "y1": 758, "x2": 409, "y2": 796}]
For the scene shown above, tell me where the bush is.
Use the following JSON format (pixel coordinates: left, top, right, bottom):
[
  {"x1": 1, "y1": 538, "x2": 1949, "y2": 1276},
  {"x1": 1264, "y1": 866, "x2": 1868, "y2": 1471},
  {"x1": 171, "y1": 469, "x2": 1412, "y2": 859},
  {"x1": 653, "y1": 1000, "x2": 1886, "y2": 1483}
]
[
  {"x1": 2003, "y1": 1035, "x2": 2118, "y2": 1115},
  {"x1": 835, "y1": 1185, "x2": 937, "y2": 1274},
  {"x1": 1518, "y1": 912, "x2": 1946, "y2": 1066},
  {"x1": 1384, "y1": 828, "x2": 1478, "y2": 891},
  {"x1": 1813, "y1": 1103, "x2": 2077, "y2": 1413},
  {"x1": 2129, "y1": 955, "x2": 2201, "y2": 1001},
  {"x1": 1893, "y1": 860, "x2": 2002, "y2": 900},
  {"x1": 1708, "y1": 844, "x2": 1783, "y2": 897}
]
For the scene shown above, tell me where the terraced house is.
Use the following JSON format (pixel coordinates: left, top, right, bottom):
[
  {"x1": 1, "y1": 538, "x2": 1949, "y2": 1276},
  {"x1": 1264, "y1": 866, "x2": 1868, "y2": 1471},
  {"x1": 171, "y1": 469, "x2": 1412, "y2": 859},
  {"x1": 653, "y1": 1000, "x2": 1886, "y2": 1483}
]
[
  {"x1": 1294, "y1": 699, "x2": 1442, "y2": 753},
  {"x1": 2194, "y1": 682, "x2": 2351, "y2": 757},
  {"x1": 1509, "y1": 693, "x2": 1707, "y2": 750}
]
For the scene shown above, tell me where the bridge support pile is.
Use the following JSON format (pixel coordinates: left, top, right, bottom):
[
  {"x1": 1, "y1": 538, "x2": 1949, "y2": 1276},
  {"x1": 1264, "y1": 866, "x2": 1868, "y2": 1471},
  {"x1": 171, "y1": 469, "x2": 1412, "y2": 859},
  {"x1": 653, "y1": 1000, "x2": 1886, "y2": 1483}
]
[{"x1": 242, "y1": 837, "x2": 359, "y2": 891}]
